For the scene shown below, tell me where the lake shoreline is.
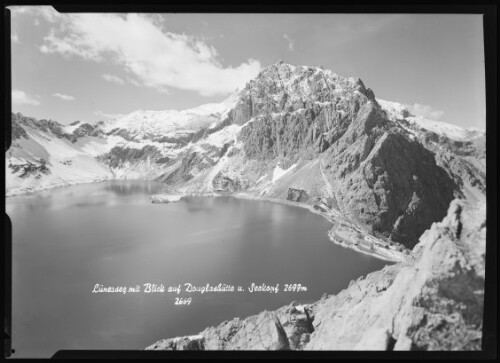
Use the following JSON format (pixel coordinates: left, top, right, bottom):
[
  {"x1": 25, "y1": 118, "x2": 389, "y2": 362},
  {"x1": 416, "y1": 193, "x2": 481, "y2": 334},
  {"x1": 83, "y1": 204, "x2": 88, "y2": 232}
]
[
  {"x1": 7, "y1": 179, "x2": 405, "y2": 263},
  {"x1": 231, "y1": 193, "x2": 406, "y2": 263},
  {"x1": 8, "y1": 179, "x2": 391, "y2": 356},
  {"x1": 5, "y1": 176, "x2": 115, "y2": 197}
]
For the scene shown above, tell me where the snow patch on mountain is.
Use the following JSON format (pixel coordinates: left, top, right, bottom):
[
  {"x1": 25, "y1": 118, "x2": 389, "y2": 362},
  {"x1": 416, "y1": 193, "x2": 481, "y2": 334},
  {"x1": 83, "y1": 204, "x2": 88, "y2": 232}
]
[
  {"x1": 376, "y1": 99, "x2": 411, "y2": 120},
  {"x1": 272, "y1": 163, "x2": 297, "y2": 183},
  {"x1": 203, "y1": 124, "x2": 242, "y2": 147},
  {"x1": 406, "y1": 116, "x2": 484, "y2": 141},
  {"x1": 6, "y1": 126, "x2": 115, "y2": 195}
]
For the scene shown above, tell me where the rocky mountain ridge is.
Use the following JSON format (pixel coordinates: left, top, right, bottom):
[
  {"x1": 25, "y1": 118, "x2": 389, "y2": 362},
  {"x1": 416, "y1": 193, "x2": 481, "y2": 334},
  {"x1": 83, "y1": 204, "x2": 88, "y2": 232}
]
[{"x1": 7, "y1": 62, "x2": 485, "y2": 250}]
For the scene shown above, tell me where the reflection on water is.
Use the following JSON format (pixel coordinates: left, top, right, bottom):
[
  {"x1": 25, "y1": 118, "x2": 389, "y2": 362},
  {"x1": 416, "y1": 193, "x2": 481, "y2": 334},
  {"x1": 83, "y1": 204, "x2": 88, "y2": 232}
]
[
  {"x1": 7, "y1": 180, "x2": 389, "y2": 357},
  {"x1": 103, "y1": 180, "x2": 171, "y2": 196},
  {"x1": 7, "y1": 181, "x2": 172, "y2": 214},
  {"x1": 182, "y1": 196, "x2": 217, "y2": 213}
]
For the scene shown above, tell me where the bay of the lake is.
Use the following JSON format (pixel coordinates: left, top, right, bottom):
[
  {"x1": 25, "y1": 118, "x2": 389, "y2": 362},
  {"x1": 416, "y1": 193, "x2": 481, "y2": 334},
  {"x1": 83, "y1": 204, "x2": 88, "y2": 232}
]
[{"x1": 6, "y1": 180, "x2": 388, "y2": 357}]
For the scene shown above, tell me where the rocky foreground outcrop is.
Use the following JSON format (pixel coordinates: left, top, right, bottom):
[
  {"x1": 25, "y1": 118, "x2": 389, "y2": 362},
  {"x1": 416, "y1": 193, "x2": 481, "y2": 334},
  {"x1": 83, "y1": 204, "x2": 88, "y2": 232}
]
[{"x1": 146, "y1": 198, "x2": 486, "y2": 351}]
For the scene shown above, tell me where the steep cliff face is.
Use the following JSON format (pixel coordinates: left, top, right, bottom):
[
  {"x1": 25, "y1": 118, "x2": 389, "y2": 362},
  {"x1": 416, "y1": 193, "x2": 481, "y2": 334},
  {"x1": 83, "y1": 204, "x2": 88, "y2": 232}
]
[
  {"x1": 146, "y1": 198, "x2": 486, "y2": 351},
  {"x1": 234, "y1": 62, "x2": 371, "y2": 163},
  {"x1": 377, "y1": 99, "x2": 486, "y2": 203},
  {"x1": 319, "y1": 102, "x2": 457, "y2": 247}
]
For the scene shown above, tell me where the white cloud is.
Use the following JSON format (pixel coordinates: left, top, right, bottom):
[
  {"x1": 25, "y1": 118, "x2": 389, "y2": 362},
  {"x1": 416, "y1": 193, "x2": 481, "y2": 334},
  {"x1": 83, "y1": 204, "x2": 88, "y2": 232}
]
[
  {"x1": 283, "y1": 33, "x2": 295, "y2": 51},
  {"x1": 52, "y1": 92, "x2": 75, "y2": 101},
  {"x1": 127, "y1": 77, "x2": 142, "y2": 87},
  {"x1": 11, "y1": 32, "x2": 20, "y2": 44},
  {"x1": 12, "y1": 89, "x2": 40, "y2": 106},
  {"x1": 407, "y1": 103, "x2": 444, "y2": 120},
  {"x1": 39, "y1": 12, "x2": 262, "y2": 96},
  {"x1": 94, "y1": 110, "x2": 125, "y2": 120},
  {"x1": 102, "y1": 73, "x2": 125, "y2": 85}
]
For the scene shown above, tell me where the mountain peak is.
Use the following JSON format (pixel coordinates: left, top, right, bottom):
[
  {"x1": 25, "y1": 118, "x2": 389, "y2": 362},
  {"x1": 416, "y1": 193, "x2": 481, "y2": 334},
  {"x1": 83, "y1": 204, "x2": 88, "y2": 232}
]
[
  {"x1": 238, "y1": 61, "x2": 373, "y2": 111},
  {"x1": 255, "y1": 61, "x2": 363, "y2": 88}
]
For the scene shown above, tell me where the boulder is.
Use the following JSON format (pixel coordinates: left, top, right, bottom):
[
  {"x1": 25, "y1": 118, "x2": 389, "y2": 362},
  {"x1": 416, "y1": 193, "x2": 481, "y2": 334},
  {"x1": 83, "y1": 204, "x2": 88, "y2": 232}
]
[{"x1": 287, "y1": 187, "x2": 308, "y2": 202}]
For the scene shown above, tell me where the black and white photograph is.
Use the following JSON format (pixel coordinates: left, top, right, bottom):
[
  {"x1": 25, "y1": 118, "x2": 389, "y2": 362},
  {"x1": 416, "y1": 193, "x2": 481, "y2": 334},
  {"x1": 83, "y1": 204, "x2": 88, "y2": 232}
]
[{"x1": 4, "y1": 5, "x2": 494, "y2": 358}]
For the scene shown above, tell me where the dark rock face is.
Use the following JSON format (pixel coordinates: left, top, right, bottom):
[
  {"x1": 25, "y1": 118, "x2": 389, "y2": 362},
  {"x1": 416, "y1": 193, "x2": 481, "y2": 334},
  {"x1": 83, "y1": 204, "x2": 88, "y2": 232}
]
[
  {"x1": 218, "y1": 142, "x2": 232, "y2": 158},
  {"x1": 160, "y1": 152, "x2": 200, "y2": 184},
  {"x1": 33, "y1": 119, "x2": 68, "y2": 138},
  {"x1": 106, "y1": 128, "x2": 136, "y2": 142},
  {"x1": 12, "y1": 113, "x2": 69, "y2": 139},
  {"x1": 416, "y1": 132, "x2": 486, "y2": 194},
  {"x1": 11, "y1": 112, "x2": 97, "y2": 143},
  {"x1": 320, "y1": 103, "x2": 457, "y2": 248},
  {"x1": 108, "y1": 124, "x2": 216, "y2": 146},
  {"x1": 234, "y1": 63, "x2": 370, "y2": 162},
  {"x1": 365, "y1": 133, "x2": 456, "y2": 246},
  {"x1": 98, "y1": 145, "x2": 161, "y2": 168},
  {"x1": 160, "y1": 141, "x2": 234, "y2": 188},
  {"x1": 435, "y1": 152, "x2": 486, "y2": 194},
  {"x1": 287, "y1": 188, "x2": 308, "y2": 202},
  {"x1": 212, "y1": 172, "x2": 243, "y2": 192},
  {"x1": 11, "y1": 118, "x2": 28, "y2": 140},
  {"x1": 276, "y1": 303, "x2": 315, "y2": 349},
  {"x1": 365, "y1": 88, "x2": 376, "y2": 101},
  {"x1": 71, "y1": 123, "x2": 101, "y2": 142},
  {"x1": 312, "y1": 198, "x2": 330, "y2": 213},
  {"x1": 8, "y1": 159, "x2": 50, "y2": 178},
  {"x1": 208, "y1": 116, "x2": 232, "y2": 134},
  {"x1": 157, "y1": 128, "x2": 208, "y2": 146},
  {"x1": 238, "y1": 104, "x2": 356, "y2": 162},
  {"x1": 155, "y1": 156, "x2": 171, "y2": 165},
  {"x1": 151, "y1": 118, "x2": 230, "y2": 146}
]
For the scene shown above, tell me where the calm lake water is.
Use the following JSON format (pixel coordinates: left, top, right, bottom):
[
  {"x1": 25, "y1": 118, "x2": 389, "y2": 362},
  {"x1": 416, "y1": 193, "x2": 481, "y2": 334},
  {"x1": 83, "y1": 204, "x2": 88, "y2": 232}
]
[{"x1": 7, "y1": 180, "x2": 388, "y2": 357}]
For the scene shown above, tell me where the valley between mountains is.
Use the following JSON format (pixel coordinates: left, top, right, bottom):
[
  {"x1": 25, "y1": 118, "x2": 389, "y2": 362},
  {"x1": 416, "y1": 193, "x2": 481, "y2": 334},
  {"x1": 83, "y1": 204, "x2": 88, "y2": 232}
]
[{"x1": 7, "y1": 61, "x2": 486, "y2": 350}]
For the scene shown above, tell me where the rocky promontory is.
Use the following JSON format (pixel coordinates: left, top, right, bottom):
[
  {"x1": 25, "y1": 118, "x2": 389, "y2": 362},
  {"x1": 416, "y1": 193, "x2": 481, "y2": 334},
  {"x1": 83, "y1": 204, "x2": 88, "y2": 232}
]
[{"x1": 149, "y1": 194, "x2": 183, "y2": 203}]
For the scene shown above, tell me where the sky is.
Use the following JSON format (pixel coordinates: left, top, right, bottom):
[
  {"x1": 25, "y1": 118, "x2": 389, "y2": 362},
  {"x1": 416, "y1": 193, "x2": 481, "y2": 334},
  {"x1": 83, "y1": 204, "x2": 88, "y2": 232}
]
[{"x1": 9, "y1": 7, "x2": 486, "y2": 129}]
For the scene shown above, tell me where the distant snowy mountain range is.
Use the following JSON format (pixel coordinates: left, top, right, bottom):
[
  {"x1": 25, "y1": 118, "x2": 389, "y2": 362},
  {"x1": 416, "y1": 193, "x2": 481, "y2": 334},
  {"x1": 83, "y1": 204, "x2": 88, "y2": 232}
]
[
  {"x1": 7, "y1": 61, "x2": 485, "y2": 249},
  {"x1": 376, "y1": 99, "x2": 484, "y2": 141}
]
